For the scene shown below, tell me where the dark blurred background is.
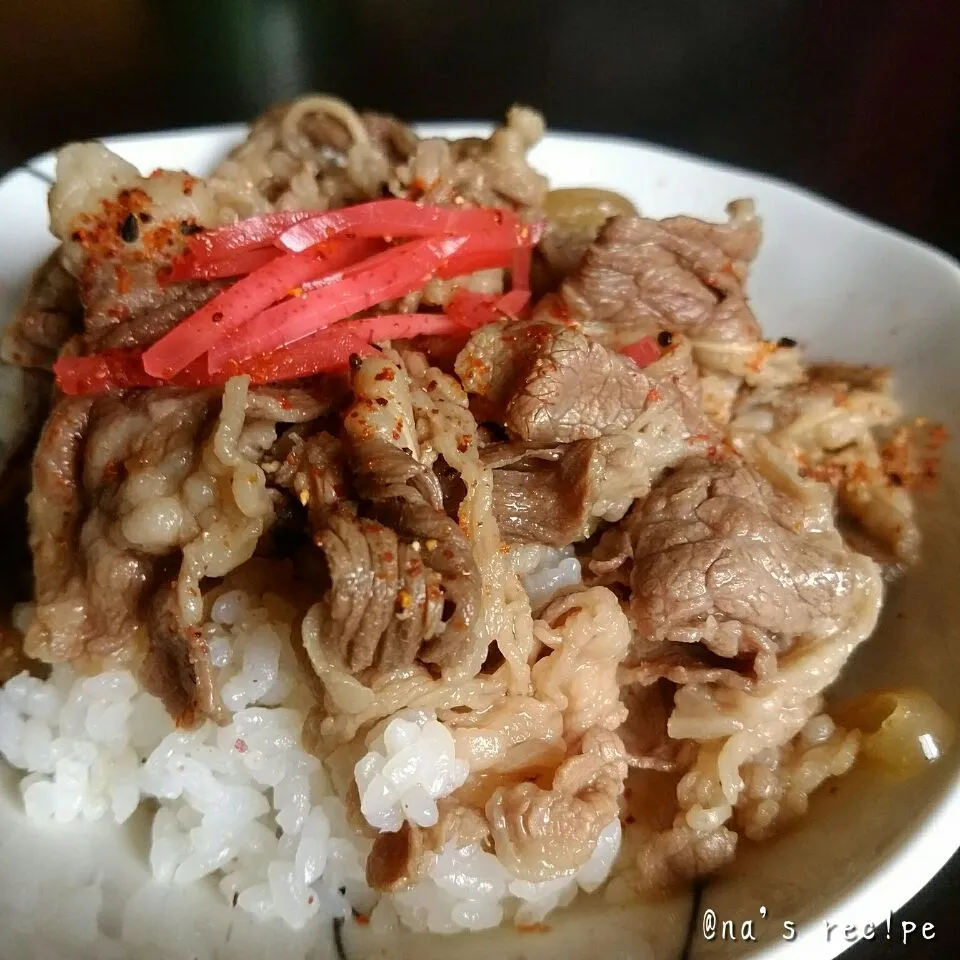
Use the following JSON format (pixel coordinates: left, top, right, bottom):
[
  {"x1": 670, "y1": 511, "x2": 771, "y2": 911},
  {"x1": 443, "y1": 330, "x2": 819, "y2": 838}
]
[
  {"x1": 1, "y1": 0, "x2": 960, "y2": 956},
  {"x1": 2, "y1": 0, "x2": 960, "y2": 258}
]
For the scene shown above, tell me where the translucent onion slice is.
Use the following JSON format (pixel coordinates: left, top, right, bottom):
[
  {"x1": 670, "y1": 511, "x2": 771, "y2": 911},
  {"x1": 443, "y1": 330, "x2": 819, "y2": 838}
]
[{"x1": 833, "y1": 687, "x2": 955, "y2": 778}]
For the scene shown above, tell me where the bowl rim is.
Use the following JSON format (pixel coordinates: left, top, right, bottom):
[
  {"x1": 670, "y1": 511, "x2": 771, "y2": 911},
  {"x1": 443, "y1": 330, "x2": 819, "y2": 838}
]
[
  {"x1": 5, "y1": 121, "x2": 960, "y2": 960},
  {"x1": 18, "y1": 119, "x2": 960, "y2": 284}
]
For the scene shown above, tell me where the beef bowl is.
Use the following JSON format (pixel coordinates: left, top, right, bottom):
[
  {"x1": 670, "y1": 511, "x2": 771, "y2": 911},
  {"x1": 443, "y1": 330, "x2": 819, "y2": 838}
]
[{"x1": 0, "y1": 102, "x2": 958, "y2": 960}]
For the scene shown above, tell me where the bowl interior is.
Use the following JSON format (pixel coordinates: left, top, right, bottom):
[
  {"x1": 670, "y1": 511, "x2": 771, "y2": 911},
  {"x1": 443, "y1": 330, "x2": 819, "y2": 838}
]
[{"x1": 1, "y1": 127, "x2": 960, "y2": 960}]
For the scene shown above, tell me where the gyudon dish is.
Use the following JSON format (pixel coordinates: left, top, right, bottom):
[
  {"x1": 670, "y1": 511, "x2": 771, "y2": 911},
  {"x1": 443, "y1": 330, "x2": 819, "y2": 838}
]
[{"x1": 0, "y1": 94, "x2": 953, "y2": 935}]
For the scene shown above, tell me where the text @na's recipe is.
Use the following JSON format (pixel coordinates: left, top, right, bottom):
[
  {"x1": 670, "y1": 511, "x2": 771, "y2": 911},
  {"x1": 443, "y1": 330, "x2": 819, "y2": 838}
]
[{"x1": 701, "y1": 908, "x2": 935, "y2": 945}]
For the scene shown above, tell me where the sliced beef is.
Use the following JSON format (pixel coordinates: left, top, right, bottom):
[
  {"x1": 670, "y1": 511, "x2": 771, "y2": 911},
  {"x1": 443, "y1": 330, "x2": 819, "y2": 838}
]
[
  {"x1": 403, "y1": 106, "x2": 548, "y2": 211},
  {"x1": 24, "y1": 391, "x2": 215, "y2": 664},
  {"x1": 455, "y1": 319, "x2": 557, "y2": 419},
  {"x1": 507, "y1": 327, "x2": 663, "y2": 442},
  {"x1": 732, "y1": 374, "x2": 921, "y2": 564},
  {"x1": 366, "y1": 805, "x2": 492, "y2": 893},
  {"x1": 0, "y1": 146, "x2": 233, "y2": 375},
  {"x1": 617, "y1": 683, "x2": 696, "y2": 773},
  {"x1": 370, "y1": 500, "x2": 479, "y2": 668},
  {"x1": 141, "y1": 580, "x2": 225, "y2": 726},
  {"x1": 624, "y1": 456, "x2": 861, "y2": 660},
  {"x1": 483, "y1": 440, "x2": 596, "y2": 545},
  {"x1": 265, "y1": 430, "x2": 349, "y2": 530},
  {"x1": 487, "y1": 728, "x2": 627, "y2": 882},
  {"x1": 316, "y1": 512, "x2": 408, "y2": 672},
  {"x1": 26, "y1": 397, "x2": 94, "y2": 619},
  {"x1": 300, "y1": 108, "x2": 418, "y2": 164},
  {"x1": 458, "y1": 325, "x2": 714, "y2": 542},
  {"x1": 299, "y1": 437, "x2": 480, "y2": 676},
  {"x1": 2, "y1": 249, "x2": 82, "y2": 370},
  {"x1": 254, "y1": 387, "x2": 353, "y2": 552},
  {"x1": 457, "y1": 320, "x2": 709, "y2": 445},
  {"x1": 306, "y1": 509, "x2": 447, "y2": 674},
  {"x1": 215, "y1": 98, "x2": 544, "y2": 216},
  {"x1": 90, "y1": 280, "x2": 223, "y2": 352},
  {"x1": 246, "y1": 381, "x2": 346, "y2": 424},
  {"x1": 555, "y1": 201, "x2": 761, "y2": 346},
  {"x1": 635, "y1": 822, "x2": 738, "y2": 893},
  {"x1": 351, "y1": 438, "x2": 479, "y2": 669},
  {"x1": 506, "y1": 326, "x2": 713, "y2": 443},
  {"x1": 25, "y1": 383, "x2": 295, "y2": 721},
  {"x1": 366, "y1": 820, "x2": 428, "y2": 892},
  {"x1": 46, "y1": 142, "x2": 222, "y2": 348},
  {"x1": 24, "y1": 396, "x2": 162, "y2": 663},
  {"x1": 349, "y1": 436, "x2": 444, "y2": 510},
  {"x1": 212, "y1": 98, "x2": 420, "y2": 212},
  {"x1": 620, "y1": 645, "x2": 752, "y2": 690}
]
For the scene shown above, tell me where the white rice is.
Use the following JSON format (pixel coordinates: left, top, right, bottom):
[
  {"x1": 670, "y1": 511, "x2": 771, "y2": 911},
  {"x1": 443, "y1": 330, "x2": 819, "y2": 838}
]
[
  {"x1": 355, "y1": 708, "x2": 469, "y2": 832},
  {"x1": 375, "y1": 818, "x2": 622, "y2": 934},
  {"x1": 510, "y1": 545, "x2": 583, "y2": 611},
  {"x1": 0, "y1": 588, "x2": 620, "y2": 936},
  {"x1": 1, "y1": 667, "x2": 166, "y2": 826}
]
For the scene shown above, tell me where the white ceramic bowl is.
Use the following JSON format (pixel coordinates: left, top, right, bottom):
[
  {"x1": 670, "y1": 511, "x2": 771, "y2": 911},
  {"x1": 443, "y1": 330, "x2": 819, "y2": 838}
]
[{"x1": 1, "y1": 124, "x2": 959, "y2": 960}]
